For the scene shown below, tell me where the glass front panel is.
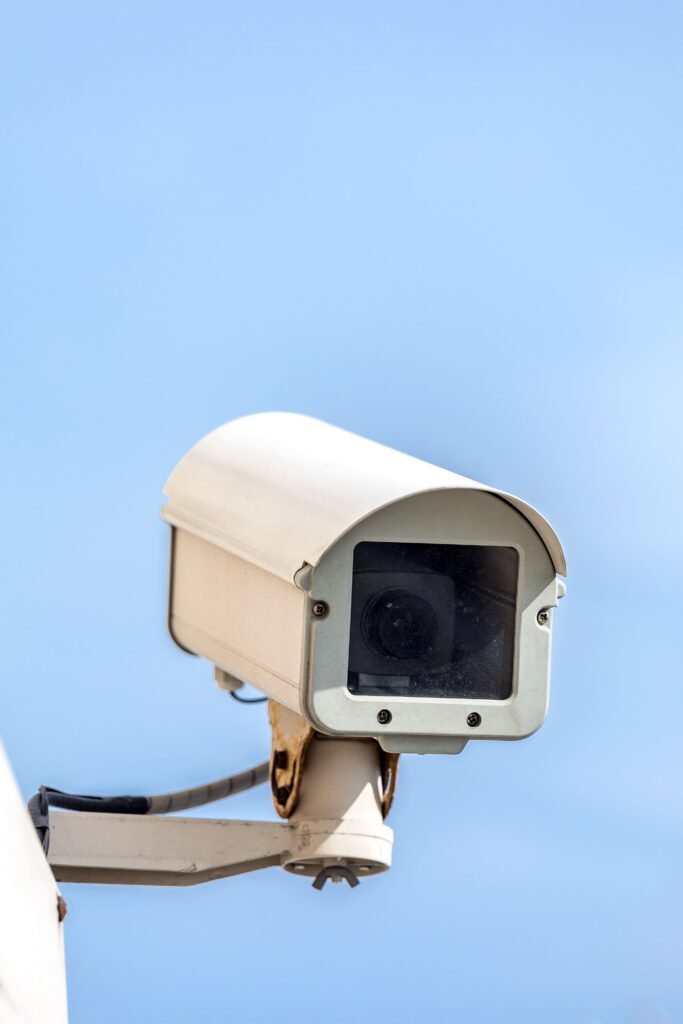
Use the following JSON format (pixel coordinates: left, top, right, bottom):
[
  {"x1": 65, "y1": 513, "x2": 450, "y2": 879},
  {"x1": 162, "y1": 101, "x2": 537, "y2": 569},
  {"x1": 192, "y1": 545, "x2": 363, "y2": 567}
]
[{"x1": 347, "y1": 542, "x2": 518, "y2": 700}]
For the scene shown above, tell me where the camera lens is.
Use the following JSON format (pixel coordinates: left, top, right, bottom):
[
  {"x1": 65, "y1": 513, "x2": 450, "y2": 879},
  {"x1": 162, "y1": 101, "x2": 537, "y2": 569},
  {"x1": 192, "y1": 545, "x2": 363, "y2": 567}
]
[{"x1": 362, "y1": 589, "x2": 438, "y2": 661}]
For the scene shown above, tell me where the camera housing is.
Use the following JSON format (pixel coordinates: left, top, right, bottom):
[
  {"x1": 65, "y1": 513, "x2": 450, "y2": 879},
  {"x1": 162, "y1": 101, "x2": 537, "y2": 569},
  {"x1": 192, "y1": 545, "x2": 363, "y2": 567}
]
[{"x1": 162, "y1": 413, "x2": 566, "y2": 754}]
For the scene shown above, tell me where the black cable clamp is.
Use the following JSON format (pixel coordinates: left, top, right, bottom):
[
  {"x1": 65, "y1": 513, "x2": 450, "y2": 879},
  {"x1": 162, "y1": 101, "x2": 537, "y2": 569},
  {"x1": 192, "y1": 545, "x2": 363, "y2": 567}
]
[{"x1": 28, "y1": 786, "x2": 51, "y2": 855}]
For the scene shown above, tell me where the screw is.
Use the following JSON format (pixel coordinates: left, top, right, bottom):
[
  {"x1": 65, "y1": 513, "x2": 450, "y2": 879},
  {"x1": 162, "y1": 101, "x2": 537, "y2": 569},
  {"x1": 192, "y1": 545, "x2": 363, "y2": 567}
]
[
  {"x1": 312, "y1": 601, "x2": 328, "y2": 618},
  {"x1": 467, "y1": 712, "x2": 482, "y2": 728},
  {"x1": 377, "y1": 709, "x2": 392, "y2": 725},
  {"x1": 537, "y1": 609, "x2": 550, "y2": 625}
]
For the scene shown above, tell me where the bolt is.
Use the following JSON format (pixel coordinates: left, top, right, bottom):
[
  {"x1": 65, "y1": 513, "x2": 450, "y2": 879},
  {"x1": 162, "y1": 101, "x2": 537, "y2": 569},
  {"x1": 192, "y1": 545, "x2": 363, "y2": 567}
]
[
  {"x1": 312, "y1": 601, "x2": 328, "y2": 618},
  {"x1": 467, "y1": 712, "x2": 482, "y2": 728},
  {"x1": 377, "y1": 709, "x2": 392, "y2": 725},
  {"x1": 537, "y1": 609, "x2": 550, "y2": 625}
]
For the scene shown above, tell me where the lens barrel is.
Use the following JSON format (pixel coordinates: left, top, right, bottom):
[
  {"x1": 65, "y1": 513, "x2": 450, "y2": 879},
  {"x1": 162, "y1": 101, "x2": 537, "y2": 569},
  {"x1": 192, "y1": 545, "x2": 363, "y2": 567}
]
[{"x1": 362, "y1": 589, "x2": 438, "y2": 662}]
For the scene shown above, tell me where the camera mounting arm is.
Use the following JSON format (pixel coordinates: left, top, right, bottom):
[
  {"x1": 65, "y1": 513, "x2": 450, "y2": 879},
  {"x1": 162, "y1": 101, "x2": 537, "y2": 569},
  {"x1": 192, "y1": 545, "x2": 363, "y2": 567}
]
[
  {"x1": 47, "y1": 813, "x2": 291, "y2": 886},
  {"x1": 45, "y1": 737, "x2": 393, "y2": 890}
]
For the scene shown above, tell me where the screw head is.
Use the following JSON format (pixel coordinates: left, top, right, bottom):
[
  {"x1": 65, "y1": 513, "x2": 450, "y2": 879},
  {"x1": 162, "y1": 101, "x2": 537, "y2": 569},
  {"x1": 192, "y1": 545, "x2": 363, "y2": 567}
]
[
  {"x1": 467, "y1": 712, "x2": 482, "y2": 728},
  {"x1": 377, "y1": 709, "x2": 392, "y2": 725},
  {"x1": 537, "y1": 609, "x2": 550, "y2": 625},
  {"x1": 312, "y1": 601, "x2": 329, "y2": 618}
]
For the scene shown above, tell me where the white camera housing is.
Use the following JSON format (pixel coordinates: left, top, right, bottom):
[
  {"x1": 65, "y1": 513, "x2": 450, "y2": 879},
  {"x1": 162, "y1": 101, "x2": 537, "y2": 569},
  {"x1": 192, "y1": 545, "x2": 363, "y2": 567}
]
[{"x1": 162, "y1": 413, "x2": 566, "y2": 754}]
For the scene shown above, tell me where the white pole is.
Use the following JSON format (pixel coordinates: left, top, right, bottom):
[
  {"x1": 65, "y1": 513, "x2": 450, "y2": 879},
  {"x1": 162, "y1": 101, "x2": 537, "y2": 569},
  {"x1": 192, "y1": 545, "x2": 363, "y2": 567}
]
[{"x1": 0, "y1": 745, "x2": 69, "y2": 1024}]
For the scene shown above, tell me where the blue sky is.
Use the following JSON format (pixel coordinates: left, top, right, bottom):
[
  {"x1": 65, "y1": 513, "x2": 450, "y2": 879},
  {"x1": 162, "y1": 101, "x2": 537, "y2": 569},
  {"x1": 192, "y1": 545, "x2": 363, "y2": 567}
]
[{"x1": 1, "y1": 3, "x2": 682, "y2": 1022}]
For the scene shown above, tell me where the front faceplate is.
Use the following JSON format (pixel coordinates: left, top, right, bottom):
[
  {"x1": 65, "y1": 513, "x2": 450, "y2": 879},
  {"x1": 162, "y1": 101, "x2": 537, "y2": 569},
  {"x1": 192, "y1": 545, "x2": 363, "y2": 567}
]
[{"x1": 303, "y1": 489, "x2": 559, "y2": 751}]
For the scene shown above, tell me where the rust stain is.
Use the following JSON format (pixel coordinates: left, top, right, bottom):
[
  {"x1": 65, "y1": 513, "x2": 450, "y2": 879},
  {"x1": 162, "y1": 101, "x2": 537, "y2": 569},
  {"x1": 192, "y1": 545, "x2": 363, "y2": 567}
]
[
  {"x1": 268, "y1": 700, "x2": 315, "y2": 818},
  {"x1": 268, "y1": 700, "x2": 400, "y2": 820},
  {"x1": 380, "y1": 751, "x2": 400, "y2": 819}
]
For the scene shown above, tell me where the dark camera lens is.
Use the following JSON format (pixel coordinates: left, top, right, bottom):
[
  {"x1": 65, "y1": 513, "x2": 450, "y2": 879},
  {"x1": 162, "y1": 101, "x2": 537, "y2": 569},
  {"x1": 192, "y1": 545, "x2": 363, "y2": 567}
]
[{"x1": 362, "y1": 589, "x2": 438, "y2": 661}]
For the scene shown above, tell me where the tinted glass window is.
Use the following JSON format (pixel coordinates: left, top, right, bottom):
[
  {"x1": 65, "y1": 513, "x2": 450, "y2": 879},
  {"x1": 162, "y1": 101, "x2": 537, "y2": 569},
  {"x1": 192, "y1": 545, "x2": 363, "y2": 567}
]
[{"x1": 347, "y1": 542, "x2": 518, "y2": 700}]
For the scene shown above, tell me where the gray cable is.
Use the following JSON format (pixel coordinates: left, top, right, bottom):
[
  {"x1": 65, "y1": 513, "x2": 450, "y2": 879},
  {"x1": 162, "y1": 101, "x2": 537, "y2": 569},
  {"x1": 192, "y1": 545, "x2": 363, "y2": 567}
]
[{"x1": 146, "y1": 761, "x2": 270, "y2": 815}]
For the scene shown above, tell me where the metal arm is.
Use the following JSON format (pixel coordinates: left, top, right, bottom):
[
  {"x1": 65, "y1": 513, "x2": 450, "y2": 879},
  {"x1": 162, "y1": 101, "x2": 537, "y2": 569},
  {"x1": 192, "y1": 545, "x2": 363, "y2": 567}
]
[
  {"x1": 48, "y1": 813, "x2": 291, "y2": 886},
  {"x1": 47, "y1": 738, "x2": 393, "y2": 889}
]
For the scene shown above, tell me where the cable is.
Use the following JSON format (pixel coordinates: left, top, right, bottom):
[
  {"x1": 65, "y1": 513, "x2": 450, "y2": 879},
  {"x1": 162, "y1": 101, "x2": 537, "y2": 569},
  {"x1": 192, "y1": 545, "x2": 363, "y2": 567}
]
[
  {"x1": 229, "y1": 689, "x2": 268, "y2": 704},
  {"x1": 28, "y1": 684, "x2": 270, "y2": 847},
  {"x1": 147, "y1": 761, "x2": 269, "y2": 814},
  {"x1": 28, "y1": 760, "x2": 270, "y2": 821}
]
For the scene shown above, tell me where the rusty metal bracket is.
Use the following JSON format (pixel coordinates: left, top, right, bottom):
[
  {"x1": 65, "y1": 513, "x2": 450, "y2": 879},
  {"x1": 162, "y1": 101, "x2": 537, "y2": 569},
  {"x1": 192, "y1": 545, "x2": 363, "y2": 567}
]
[
  {"x1": 268, "y1": 701, "x2": 316, "y2": 818},
  {"x1": 380, "y1": 751, "x2": 400, "y2": 819},
  {"x1": 268, "y1": 701, "x2": 399, "y2": 820}
]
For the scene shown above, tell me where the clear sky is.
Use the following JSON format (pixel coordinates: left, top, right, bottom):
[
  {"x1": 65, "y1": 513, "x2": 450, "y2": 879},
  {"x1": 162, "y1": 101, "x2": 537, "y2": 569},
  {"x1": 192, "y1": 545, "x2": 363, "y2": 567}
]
[{"x1": 1, "y1": 3, "x2": 682, "y2": 1022}]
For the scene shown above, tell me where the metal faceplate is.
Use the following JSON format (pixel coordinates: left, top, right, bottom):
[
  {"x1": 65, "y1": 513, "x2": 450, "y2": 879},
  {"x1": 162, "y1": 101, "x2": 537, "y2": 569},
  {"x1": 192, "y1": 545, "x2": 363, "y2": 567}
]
[{"x1": 300, "y1": 489, "x2": 560, "y2": 753}]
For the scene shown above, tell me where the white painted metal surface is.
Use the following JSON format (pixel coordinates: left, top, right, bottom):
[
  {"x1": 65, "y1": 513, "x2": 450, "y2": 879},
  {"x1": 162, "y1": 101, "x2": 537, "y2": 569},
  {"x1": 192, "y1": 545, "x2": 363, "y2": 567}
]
[
  {"x1": 162, "y1": 412, "x2": 566, "y2": 581},
  {"x1": 47, "y1": 739, "x2": 392, "y2": 886},
  {"x1": 0, "y1": 745, "x2": 68, "y2": 1024},
  {"x1": 171, "y1": 528, "x2": 305, "y2": 708},
  {"x1": 48, "y1": 814, "x2": 290, "y2": 886},
  {"x1": 284, "y1": 738, "x2": 392, "y2": 879}
]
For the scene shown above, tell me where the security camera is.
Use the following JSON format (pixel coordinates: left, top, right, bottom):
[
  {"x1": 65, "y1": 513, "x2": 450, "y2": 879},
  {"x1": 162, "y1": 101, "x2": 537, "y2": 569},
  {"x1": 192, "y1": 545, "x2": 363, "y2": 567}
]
[{"x1": 163, "y1": 413, "x2": 566, "y2": 755}]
